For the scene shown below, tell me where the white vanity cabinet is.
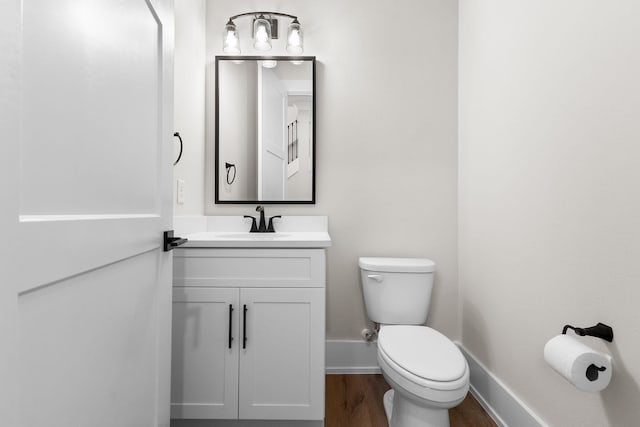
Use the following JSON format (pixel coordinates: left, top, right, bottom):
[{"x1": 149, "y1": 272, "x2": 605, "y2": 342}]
[{"x1": 170, "y1": 248, "x2": 326, "y2": 423}]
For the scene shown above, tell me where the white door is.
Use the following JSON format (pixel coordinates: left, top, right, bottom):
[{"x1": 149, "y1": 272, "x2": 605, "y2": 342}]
[
  {"x1": 257, "y1": 66, "x2": 287, "y2": 200},
  {"x1": 239, "y1": 288, "x2": 325, "y2": 420},
  {"x1": 171, "y1": 287, "x2": 239, "y2": 419},
  {"x1": 1, "y1": 0, "x2": 174, "y2": 426}
]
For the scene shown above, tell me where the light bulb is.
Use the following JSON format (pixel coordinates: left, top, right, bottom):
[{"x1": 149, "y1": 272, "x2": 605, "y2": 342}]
[
  {"x1": 288, "y1": 30, "x2": 300, "y2": 46},
  {"x1": 225, "y1": 31, "x2": 238, "y2": 47},
  {"x1": 255, "y1": 26, "x2": 268, "y2": 43}
]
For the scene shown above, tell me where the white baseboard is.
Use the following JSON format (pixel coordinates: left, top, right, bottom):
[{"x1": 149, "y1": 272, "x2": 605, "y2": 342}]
[
  {"x1": 325, "y1": 339, "x2": 380, "y2": 374},
  {"x1": 456, "y1": 343, "x2": 547, "y2": 427}
]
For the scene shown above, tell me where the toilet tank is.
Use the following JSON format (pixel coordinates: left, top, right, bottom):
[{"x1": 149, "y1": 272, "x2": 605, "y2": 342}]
[{"x1": 359, "y1": 257, "x2": 435, "y2": 325}]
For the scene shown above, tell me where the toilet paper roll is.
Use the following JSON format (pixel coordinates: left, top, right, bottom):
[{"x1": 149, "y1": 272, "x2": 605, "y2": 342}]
[{"x1": 544, "y1": 334, "x2": 612, "y2": 392}]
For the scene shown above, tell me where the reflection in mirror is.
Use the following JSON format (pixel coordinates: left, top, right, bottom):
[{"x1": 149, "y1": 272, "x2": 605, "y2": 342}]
[{"x1": 215, "y1": 56, "x2": 315, "y2": 204}]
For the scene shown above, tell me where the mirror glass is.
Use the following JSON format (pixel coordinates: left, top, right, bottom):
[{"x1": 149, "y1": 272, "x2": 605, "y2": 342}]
[{"x1": 215, "y1": 56, "x2": 315, "y2": 204}]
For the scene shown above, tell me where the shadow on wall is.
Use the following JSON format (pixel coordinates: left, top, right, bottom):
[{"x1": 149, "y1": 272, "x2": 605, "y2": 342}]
[
  {"x1": 601, "y1": 344, "x2": 640, "y2": 425},
  {"x1": 460, "y1": 300, "x2": 490, "y2": 364}
]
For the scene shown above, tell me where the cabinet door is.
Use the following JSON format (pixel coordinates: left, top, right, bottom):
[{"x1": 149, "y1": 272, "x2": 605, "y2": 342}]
[
  {"x1": 171, "y1": 288, "x2": 239, "y2": 419},
  {"x1": 239, "y1": 288, "x2": 325, "y2": 420}
]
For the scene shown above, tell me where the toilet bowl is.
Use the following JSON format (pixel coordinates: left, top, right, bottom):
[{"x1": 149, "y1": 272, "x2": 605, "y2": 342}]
[
  {"x1": 359, "y1": 257, "x2": 470, "y2": 427},
  {"x1": 377, "y1": 325, "x2": 469, "y2": 427}
]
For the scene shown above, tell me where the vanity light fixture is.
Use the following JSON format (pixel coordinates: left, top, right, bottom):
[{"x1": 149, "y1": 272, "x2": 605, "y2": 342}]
[{"x1": 222, "y1": 11, "x2": 304, "y2": 55}]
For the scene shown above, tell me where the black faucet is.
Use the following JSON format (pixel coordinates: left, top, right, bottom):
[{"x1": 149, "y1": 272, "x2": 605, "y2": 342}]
[{"x1": 244, "y1": 206, "x2": 281, "y2": 233}]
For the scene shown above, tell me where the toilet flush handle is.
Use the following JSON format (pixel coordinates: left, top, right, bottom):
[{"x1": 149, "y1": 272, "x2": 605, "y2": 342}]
[{"x1": 367, "y1": 274, "x2": 384, "y2": 283}]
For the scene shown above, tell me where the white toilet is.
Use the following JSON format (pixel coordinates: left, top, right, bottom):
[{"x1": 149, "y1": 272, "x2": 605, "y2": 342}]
[{"x1": 359, "y1": 257, "x2": 470, "y2": 427}]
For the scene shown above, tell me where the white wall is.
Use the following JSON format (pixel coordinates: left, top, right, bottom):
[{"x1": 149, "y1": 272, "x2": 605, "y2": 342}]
[
  {"x1": 174, "y1": 0, "x2": 206, "y2": 215},
  {"x1": 175, "y1": 0, "x2": 459, "y2": 340},
  {"x1": 459, "y1": 1, "x2": 640, "y2": 426}
]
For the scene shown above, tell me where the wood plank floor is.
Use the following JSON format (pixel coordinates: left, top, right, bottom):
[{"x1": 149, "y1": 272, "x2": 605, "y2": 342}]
[{"x1": 325, "y1": 374, "x2": 498, "y2": 427}]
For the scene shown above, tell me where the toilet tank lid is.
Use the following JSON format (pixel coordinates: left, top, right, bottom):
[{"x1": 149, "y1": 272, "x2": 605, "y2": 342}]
[{"x1": 358, "y1": 257, "x2": 435, "y2": 273}]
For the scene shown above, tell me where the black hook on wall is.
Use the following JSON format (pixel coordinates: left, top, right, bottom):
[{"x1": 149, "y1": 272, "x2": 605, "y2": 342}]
[
  {"x1": 173, "y1": 132, "x2": 183, "y2": 166},
  {"x1": 225, "y1": 162, "x2": 236, "y2": 185},
  {"x1": 562, "y1": 322, "x2": 614, "y2": 342}
]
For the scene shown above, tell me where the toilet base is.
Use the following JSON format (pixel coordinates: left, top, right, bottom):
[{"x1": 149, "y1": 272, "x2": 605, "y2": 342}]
[
  {"x1": 383, "y1": 389, "x2": 450, "y2": 427},
  {"x1": 384, "y1": 389, "x2": 394, "y2": 422}
]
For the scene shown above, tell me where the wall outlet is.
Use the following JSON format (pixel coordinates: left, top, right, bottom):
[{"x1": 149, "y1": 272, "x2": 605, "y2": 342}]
[{"x1": 176, "y1": 179, "x2": 185, "y2": 204}]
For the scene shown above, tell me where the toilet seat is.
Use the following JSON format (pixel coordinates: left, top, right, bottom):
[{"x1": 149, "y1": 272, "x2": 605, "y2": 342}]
[{"x1": 378, "y1": 325, "x2": 466, "y2": 383}]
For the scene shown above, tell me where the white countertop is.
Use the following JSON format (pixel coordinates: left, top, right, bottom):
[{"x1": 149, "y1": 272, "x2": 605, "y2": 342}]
[
  {"x1": 182, "y1": 231, "x2": 331, "y2": 248},
  {"x1": 174, "y1": 216, "x2": 331, "y2": 249}
]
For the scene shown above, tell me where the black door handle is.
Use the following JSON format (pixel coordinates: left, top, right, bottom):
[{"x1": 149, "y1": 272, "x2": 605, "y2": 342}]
[
  {"x1": 163, "y1": 230, "x2": 188, "y2": 251},
  {"x1": 243, "y1": 304, "x2": 248, "y2": 349}
]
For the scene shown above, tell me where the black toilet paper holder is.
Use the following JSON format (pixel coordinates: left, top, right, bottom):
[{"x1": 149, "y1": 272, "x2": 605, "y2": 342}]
[{"x1": 562, "y1": 322, "x2": 614, "y2": 343}]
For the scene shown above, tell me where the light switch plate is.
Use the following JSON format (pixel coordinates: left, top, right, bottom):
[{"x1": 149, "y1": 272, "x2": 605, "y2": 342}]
[{"x1": 177, "y1": 179, "x2": 185, "y2": 204}]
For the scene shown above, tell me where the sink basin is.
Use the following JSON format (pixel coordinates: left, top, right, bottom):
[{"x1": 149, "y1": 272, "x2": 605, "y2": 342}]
[
  {"x1": 181, "y1": 231, "x2": 331, "y2": 249},
  {"x1": 216, "y1": 232, "x2": 292, "y2": 239}
]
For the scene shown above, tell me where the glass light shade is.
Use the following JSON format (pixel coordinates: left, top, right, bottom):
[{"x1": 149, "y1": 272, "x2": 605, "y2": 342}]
[
  {"x1": 253, "y1": 16, "x2": 272, "y2": 51},
  {"x1": 222, "y1": 20, "x2": 240, "y2": 54},
  {"x1": 286, "y1": 18, "x2": 303, "y2": 54}
]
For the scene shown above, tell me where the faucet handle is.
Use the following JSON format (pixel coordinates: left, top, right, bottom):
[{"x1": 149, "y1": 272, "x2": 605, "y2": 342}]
[
  {"x1": 267, "y1": 215, "x2": 281, "y2": 232},
  {"x1": 243, "y1": 215, "x2": 258, "y2": 232}
]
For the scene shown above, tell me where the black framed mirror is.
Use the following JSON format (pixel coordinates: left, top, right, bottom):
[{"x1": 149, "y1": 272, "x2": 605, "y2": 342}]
[{"x1": 215, "y1": 56, "x2": 316, "y2": 204}]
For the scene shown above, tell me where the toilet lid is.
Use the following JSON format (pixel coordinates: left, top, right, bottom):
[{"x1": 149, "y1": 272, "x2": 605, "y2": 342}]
[{"x1": 378, "y1": 325, "x2": 466, "y2": 382}]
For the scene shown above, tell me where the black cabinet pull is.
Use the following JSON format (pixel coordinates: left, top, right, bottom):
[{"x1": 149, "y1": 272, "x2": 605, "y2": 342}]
[
  {"x1": 243, "y1": 304, "x2": 248, "y2": 349},
  {"x1": 228, "y1": 304, "x2": 234, "y2": 349}
]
